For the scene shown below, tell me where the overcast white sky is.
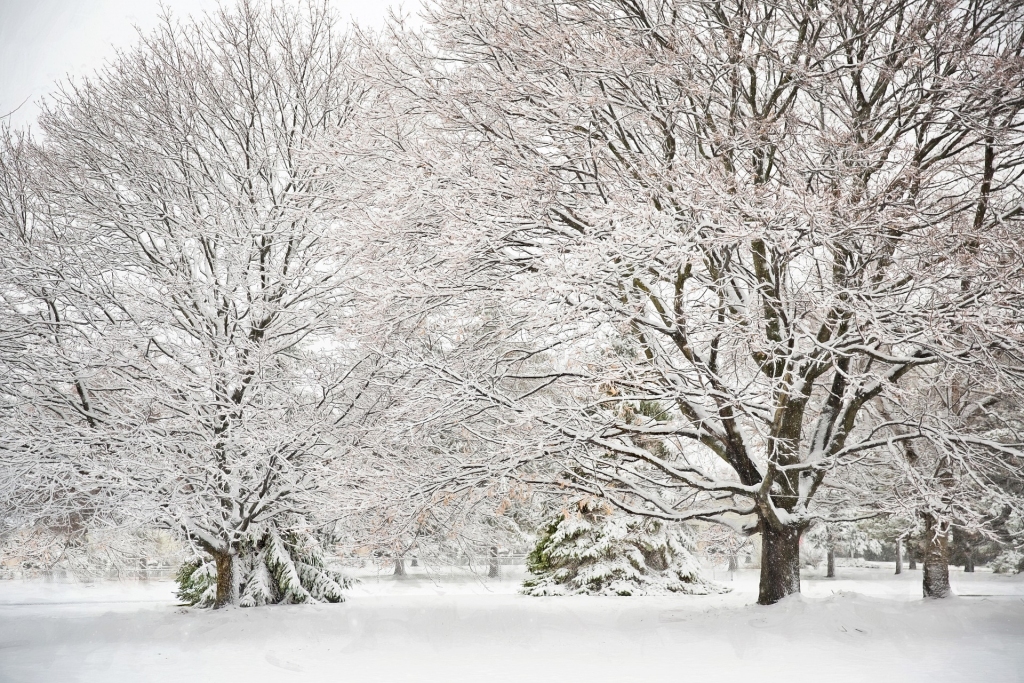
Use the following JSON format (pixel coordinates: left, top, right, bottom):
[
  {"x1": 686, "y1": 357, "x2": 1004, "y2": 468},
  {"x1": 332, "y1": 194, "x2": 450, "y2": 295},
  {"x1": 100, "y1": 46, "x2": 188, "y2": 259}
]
[{"x1": 0, "y1": 0, "x2": 393, "y2": 128}]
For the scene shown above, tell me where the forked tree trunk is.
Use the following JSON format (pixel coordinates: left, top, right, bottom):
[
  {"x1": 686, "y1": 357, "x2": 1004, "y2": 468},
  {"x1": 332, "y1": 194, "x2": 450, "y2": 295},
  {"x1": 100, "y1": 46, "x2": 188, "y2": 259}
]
[
  {"x1": 895, "y1": 538, "x2": 902, "y2": 575},
  {"x1": 758, "y1": 522, "x2": 801, "y2": 605},
  {"x1": 213, "y1": 551, "x2": 236, "y2": 609},
  {"x1": 826, "y1": 546, "x2": 835, "y2": 578},
  {"x1": 922, "y1": 513, "x2": 952, "y2": 598}
]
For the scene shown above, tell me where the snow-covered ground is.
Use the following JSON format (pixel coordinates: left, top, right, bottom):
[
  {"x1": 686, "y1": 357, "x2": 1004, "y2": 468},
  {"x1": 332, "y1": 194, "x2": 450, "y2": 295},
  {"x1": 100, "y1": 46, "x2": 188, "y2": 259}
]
[{"x1": 1, "y1": 566, "x2": 1022, "y2": 683}]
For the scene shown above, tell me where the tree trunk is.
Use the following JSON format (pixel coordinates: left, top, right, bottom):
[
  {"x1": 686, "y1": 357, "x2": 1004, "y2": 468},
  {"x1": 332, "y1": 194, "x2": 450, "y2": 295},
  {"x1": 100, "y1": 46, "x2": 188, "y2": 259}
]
[
  {"x1": 895, "y1": 538, "x2": 902, "y2": 575},
  {"x1": 964, "y1": 550, "x2": 975, "y2": 573},
  {"x1": 212, "y1": 551, "x2": 236, "y2": 609},
  {"x1": 826, "y1": 546, "x2": 835, "y2": 578},
  {"x1": 488, "y1": 546, "x2": 500, "y2": 578},
  {"x1": 393, "y1": 557, "x2": 406, "y2": 576},
  {"x1": 922, "y1": 513, "x2": 952, "y2": 598},
  {"x1": 758, "y1": 522, "x2": 801, "y2": 605},
  {"x1": 728, "y1": 554, "x2": 738, "y2": 573}
]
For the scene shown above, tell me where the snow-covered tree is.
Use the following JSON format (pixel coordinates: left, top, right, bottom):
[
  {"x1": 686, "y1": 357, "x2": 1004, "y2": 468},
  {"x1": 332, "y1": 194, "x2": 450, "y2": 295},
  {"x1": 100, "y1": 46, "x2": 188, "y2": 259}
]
[
  {"x1": 176, "y1": 526, "x2": 350, "y2": 607},
  {"x1": 24, "y1": 0, "x2": 383, "y2": 607},
  {"x1": 365, "y1": 0, "x2": 1024, "y2": 604},
  {"x1": 0, "y1": 125, "x2": 130, "y2": 567},
  {"x1": 875, "y1": 367, "x2": 1024, "y2": 595},
  {"x1": 990, "y1": 547, "x2": 1024, "y2": 574},
  {"x1": 804, "y1": 520, "x2": 887, "y2": 577},
  {"x1": 523, "y1": 498, "x2": 722, "y2": 596},
  {"x1": 690, "y1": 523, "x2": 754, "y2": 574}
]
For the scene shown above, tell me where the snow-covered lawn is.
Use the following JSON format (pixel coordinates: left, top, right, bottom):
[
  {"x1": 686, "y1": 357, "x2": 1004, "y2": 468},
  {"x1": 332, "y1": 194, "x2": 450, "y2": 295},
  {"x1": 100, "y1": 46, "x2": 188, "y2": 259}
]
[{"x1": 1, "y1": 567, "x2": 1021, "y2": 683}]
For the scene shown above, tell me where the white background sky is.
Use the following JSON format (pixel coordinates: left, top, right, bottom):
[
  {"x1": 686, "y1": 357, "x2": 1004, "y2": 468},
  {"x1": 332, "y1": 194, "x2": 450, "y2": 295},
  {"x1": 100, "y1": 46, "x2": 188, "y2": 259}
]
[{"x1": 0, "y1": 0, "x2": 393, "y2": 128}]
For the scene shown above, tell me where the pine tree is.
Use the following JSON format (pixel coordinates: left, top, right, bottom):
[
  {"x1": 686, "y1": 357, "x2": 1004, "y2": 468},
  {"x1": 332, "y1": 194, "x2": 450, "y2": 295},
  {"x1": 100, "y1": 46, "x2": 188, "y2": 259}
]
[
  {"x1": 176, "y1": 528, "x2": 350, "y2": 608},
  {"x1": 522, "y1": 500, "x2": 724, "y2": 596}
]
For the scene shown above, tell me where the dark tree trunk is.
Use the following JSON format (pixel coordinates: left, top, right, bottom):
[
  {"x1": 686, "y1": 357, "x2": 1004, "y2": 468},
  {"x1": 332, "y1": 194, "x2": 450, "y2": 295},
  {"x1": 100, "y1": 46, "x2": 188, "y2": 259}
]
[
  {"x1": 758, "y1": 522, "x2": 801, "y2": 605},
  {"x1": 213, "y1": 551, "x2": 235, "y2": 609},
  {"x1": 922, "y1": 513, "x2": 952, "y2": 598},
  {"x1": 393, "y1": 558, "x2": 406, "y2": 576},
  {"x1": 488, "y1": 546, "x2": 500, "y2": 578},
  {"x1": 895, "y1": 538, "x2": 902, "y2": 575},
  {"x1": 952, "y1": 527, "x2": 976, "y2": 573},
  {"x1": 826, "y1": 546, "x2": 835, "y2": 578}
]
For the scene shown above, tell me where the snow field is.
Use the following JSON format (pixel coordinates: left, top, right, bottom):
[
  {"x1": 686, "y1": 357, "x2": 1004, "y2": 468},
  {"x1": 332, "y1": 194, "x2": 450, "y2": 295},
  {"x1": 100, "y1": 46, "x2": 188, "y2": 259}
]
[{"x1": 0, "y1": 568, "x2": 1022, "y2": 683}]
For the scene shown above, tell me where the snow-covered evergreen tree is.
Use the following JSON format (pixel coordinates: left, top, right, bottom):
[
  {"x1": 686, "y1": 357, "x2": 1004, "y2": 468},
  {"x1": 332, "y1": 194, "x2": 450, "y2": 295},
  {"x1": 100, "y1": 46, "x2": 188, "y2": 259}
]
[
  {"x1": 990, "y1": 548, "x2": 1024, "y2": 574},
  {"x1": 522, "y1": 500, "x2": 724, "y2": 596},
  {"x1": 176, "y1": 528, "x2": 350, "y2": 608}
]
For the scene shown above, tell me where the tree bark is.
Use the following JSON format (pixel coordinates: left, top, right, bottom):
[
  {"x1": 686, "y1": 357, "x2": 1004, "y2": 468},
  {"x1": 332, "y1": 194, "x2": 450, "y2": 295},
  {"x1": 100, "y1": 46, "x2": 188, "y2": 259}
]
[
  {"x1": 922, "y1": 513, "x2": 952, "y2": 598},
  {"x1": 758, "y1": 522, "x2": 801, "y2": 604},
  {"x1": 212, "y1": 551, "x2": 236, "y2": 609},
  {"x1": 964, "y1": 551, "x2": 975, "y2": 573},
  {"x1": 393, "y1": 557, "x2": 406, "y2": 576},
  {"x1": 826, "y1": 546, "x2": 835, "y2": 578},
  {"x1": 895, "y1": 538, "x2": 903, "y2": 575}
]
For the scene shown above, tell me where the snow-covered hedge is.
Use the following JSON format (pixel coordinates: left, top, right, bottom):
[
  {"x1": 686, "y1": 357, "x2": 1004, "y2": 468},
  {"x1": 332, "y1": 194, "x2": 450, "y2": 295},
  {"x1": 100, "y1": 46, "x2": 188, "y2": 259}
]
[{"x1": 522, "y1": 500, "x2": 725, "y2": 596}]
